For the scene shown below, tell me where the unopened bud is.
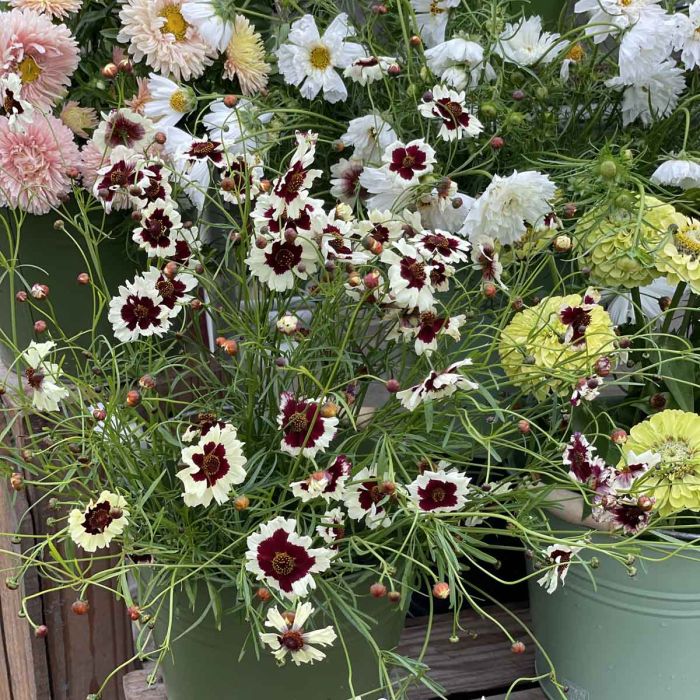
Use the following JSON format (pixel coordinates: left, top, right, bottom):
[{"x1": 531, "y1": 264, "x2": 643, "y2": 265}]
[
  {"x1": 234, "y1": 495, "x2": 250, "y2": 511},
  {"x1": 370, "y1": 582, "x2": 387, "y2": 598},
  {"x1": 432, "y1": 582, "x2": 450, "y2": 599},
  {"x1": 126, "y1": 390, "x2": 141, "y2": 407},
  {"x1": 101, "y1": 63, "x2": 118, "y2": 79},
  {"x1": 610, "y1": 428, "x2": 627, "y2": 444},
  {"x1": 223, "y1": 95, "x2": 238, "y2": 108},
  {"x1": 33, "y1": 320, "x2": 47, "y2": 333}
]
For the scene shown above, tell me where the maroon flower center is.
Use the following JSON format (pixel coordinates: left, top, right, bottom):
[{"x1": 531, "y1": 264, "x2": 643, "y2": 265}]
[
  {"x1": 434, "y1": 99, "x2": 471, "y2": 130},
  {"x1": 141, "y1": 210, "x2": 173, "y2": 247},
  {"x1": 121, "y1": 294, "x2": 162, "y2": 331},
  {"x1": 272, "y1": 551, "x2": 296, "y2": 576},
  {"x1": 371, "y1": 224, "x2": 390, "y2": 243},
  {"x1": 82, "y1": 501, "x2": 113, "y2": 535},
  {"x1": 106, "y1": 115, "x2": 145, "y2": 148},
  {"x1": 288, "y1": 412, "x2": 310, "y2": 433},
  {"x1": 559, "y1": 306, "x2": 591, "y2": 346},
  {"x1": 422, "y1": 233, "x2": 457, "y2": 256},
  {"x1": 189, "y1": 141, "x2": 222, "y2": 162},
  {"x1": 418, "y1": 479, "x2": 459, "y2": 511},
  {"x1": 265, "y1": 240, "x2": 303, "y2": 274},
  {"x1": 400, "y1": 257, "x2": 427, "y2": 289},
  {"x1": 389, "y1": 145, "x2": 428, "y2": 181},
  {"x1": 25, "y1": 367, "x2": 44, "y2": 389},
  {"x1": 257, "y1": 528, "x2": 316, "y2": 593},
  {"x1": 357, "y1": 481, "x2": 386, "y2": 512},
  {"x1": 156, "y1": 279, "x2": 175, "y2": 302},
  {"x1": 2, "y1": 90, "x2": 22, "y2": 116},
  {"x1": 191, "y1": 441, "x2": 230, "y2": 485},
  {"x1": 280, "y1": 630, "x2": 304, "y2": 651}
]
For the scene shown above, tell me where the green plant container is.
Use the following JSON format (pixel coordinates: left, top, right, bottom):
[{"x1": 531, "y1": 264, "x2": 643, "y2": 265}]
[
  {"x1": 154, "y1": 583, "x2": 407, "y2": 700},
  {"x1": 0, "y1": 210, "x2": 140, "y2": 365},
  {"x1": 528, "y1": 515, "x2": 700, "y2": 700}
]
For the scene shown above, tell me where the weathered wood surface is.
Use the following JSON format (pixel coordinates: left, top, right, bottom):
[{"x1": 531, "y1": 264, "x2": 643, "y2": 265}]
[{"x1": 123, "y1": 604, "x2": 543, "y2": 700}]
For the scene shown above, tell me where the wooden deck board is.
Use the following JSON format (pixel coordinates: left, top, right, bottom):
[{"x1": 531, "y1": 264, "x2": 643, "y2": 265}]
[{"x1": 124, "y1": 604, "x2": 541, "y2": 699}]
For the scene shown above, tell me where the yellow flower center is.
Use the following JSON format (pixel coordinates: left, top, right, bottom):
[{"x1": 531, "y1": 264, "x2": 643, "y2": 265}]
[
  {"x1": 619, "y1": 0, "x2": 633, "y2": 6},
  {"x1": 309, "y1": 45, "x2": 332, "y2": 70},
  {"x1": 169, "y1": 89, "x2": 190, "y2": 113},
  {"x1": 674, "y1": 225, "x2": 700, "y2": 259},
  {"x1": 18, "y1": 56, "x2": 41, "y2": 84},
  {"x1": 159, "y1": 5, "x2": 189, "y2": 41},
  {"x1": 567, "y1": 44, "x2": 585, "y2": 62},
  {"x1": 430, "y1": 0, "x2": 445, "y2": 14}
]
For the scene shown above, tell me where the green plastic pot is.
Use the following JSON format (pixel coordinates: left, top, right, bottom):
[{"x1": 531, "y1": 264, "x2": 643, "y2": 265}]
[
  {"x1": 153, "y1": 581, "x2": 407, "y2": 700},
  {"x1": 528, "y1": 515, "x2": 700, "y2": 700},
  {"x1": 0, "y1": 209, "x2": 140, "y2": 365}
]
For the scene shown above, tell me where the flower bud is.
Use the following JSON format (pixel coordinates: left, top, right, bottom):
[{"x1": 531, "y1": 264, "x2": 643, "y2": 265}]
[
  {"x1": 33, "y1": 320, "x2": 47, "y2": 333},
  {"x1": 154, "y1": 131, "x2": 167, "y2": 145},
  {"x1": 139, "y1": 375, "x2": 156, "y2": 390},
  {"x1": 432, "y1": 582, "x2": 450, "y2": 599},
  {"x1": 31, "y1": 284, "x2": 49, "y2": 300},
  {"x1": 126, "y1": 390, "x2": 141, "y2": 407},
  {"x1": 234, "y1": 495, "x2": 250, "y2": 511},
  {"x1": 255, "y1": 235, "x2": 268, "y2": 249},
  {"x1": 388, "y1": 590, "x2": 401, "y2": 603},
  {"x1": 371, "y1": 3, "x2": 388, "y2": 13},
  {"x1": 320, "y1": 401, "x2": 338, "y2": 418},
  {"x1": 163, "y1": 261, "x2": 178, "y2": 278},
  {"x1": 517, "y1": 419, "x2": 530, "y2": 434},
  {"x1": 489, "y1": 135, "x2": 505, "y2": 150},
  {"x1": 370, "y1": 582, "x2": 387, "y2": 598},
  {"x1": 35, "y1": 625, "x2": 48, "y2": 638},
  {"x1": 649, "y1": 393, "x2": 667, "y2": 410},
  {"x1": 387, "y1": 63, "x2": 401, "y2": 76},
  {"x1": 222, "y1": 339, "x2": 238, "y2": 356},
  {"x1": 71, "y1": 600, "x2": 89, "y2": 616},
  {"x1": 594, "y1": 356, "x2": 612, "y2": 377},
  {"x1": 511, "y1": 89, "x2": 525, "y2": 101},
  {"x1": 93, "y1": 408, "x2": 107, "y2": 421},
  {"x1": 553, "y1": 234, "x2": 572, "y2": 253},
  {"x1": 385, "y1": 378, "x2": 400, "y2": 393},
  {"x1": 598, "y1": 160, "x2": 617, "y2": 179},
  {"x1": 15, "y1": 290, "x2": 27, "y2": 303},
  {"x1": 483, "y1": 282, "x2": 497, "y2": 298},
  {"x1": 511, "y1": 641, "x2": 526, "y2": 654},
  {"x1": 422, "y1": 90, "x2": 434, "y2": 103},
  {"x1": 109, "y1": 507, "x2": 123, "y2": 520},
  {"x1": 409, "y1": 34, "x2": 422, "y2": 46},
  {"x1": 637, "y1": 495, "x2": 654, "y2": 512},
  {"x1": 10, "y1": 473, "x2": 23, "y2": 491},
  {"x1": 5, "y1": 577, "x2": 19, "y2": 590},
  {"x1": 127, "y1": 605, "x2": 141, "y2": 621},
  {"x1": 363, "y1": 271, "x2": 380, "y2": 289},
  {"x1": 77, "y1": 272, "x2": 90, "y2": 285},
  {"x1": 101, "y1": 63, "x2": 118, "y2": 79},
  {"x1": 256, "y1": 587, "x2": 271, "y2": 602},
  {"x1": 610, "y1": 428, "x2": 627, "y2": 445},
  {"x1": 223, "y1": 95, "x2": 238, "y2": 108}
]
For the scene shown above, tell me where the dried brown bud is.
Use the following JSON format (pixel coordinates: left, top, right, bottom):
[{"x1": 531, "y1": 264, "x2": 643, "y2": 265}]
[
  {"x1": 320, "y1": 402, "x2": 338, "y2": 418},
  {"x1": 10, "y1": 472, "x2": 23, "y2": 491},
  {"x1": 139, "y1": 375, "x2": 156, "y2": 390}
]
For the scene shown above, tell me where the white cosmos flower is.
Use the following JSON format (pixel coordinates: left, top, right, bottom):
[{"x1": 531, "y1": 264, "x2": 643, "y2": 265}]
[
  {"x1": 202, "y1": 98, "x2": 271, "y2": 156},
  {"x1": 537, "y1": 544, "x2": 582, "y2": 594},
  {"x1": 144, "y1": 74, "x2": 196, "y2": 128},
  {"x1": 410, "y1": 0, "x2": 460, "y2": 48},
  {"x1": 343, "y1": 466, "x2": 395, "y2": 530},
  {"x1": 22, "y1": 341, "x2": 69, "y2": 412},
  {"x1": 407, "y1": 468, "x2": 471, "y2": 513},
  {"x1": 68, "y1": 491, "x2": 129, "y2": 553},
  {"x1": 340, "y1": 114, "x2": 398, "y2": 162},
  {"x1": 396, "y1": 359, "x2": 478, "y2": 411},
  {"x1": 245, "y1": 516, "x2": 335, "y2": 599},
  {"x1": 673, "y1": 2, "x2": 700, "y2": 70},
  {"x1": 460, "y1": 170, "x2": 556, "y2": 246},
  {"x1": 424, "y1": 38, "x2": 485, "y2": 90},
  {"x1": 574, "y1": 0, "x2": 665, "y2": 43},
  {"x1": 418, "y1": 85, "x2": 483, "y2": 141},
  {"x1": 493, "y1": 16, "x2": 563, "y2": 66},
  {"x1": 651, "y1": 159, "x2": 700, "y2": 190},
  {"x1": 176, "y1": 423, "x2": 247, "y2": 507},
  {"x1": 0, "y1": 72, "x2": 34, "y2": 132},
  {"x1": 108, "y1": 274, "x2": 171, "y2": 343},
  {"x1": 381, "y1": 239, "x2": 436, "y2": 311},
  {"x1": 359, "y1": 164, "x2": 412, "y2": 211},
  {"x1": 276, "y1": 13, "x2": 365, "y2": 103},
  {"x1": 260, "y1": 603, "x2": 337, "y2": 665},
  {"x1": 181, "y1": 0, "x2": 235, "y2": 52},
  {"x1": 604, "y1": 277, "x2": 682, "y2": 327}
]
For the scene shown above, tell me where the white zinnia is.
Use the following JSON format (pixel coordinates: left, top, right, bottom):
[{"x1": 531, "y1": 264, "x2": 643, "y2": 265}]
[
  {"x1": 460, "y1": 171, "x2": 556, "y2": 246},
  {"x1": 276, "y1": 13, "x2": 365, "y2": 103},
  {"x1": 494, "y1": 16, "x2": 563, "y2": 66}
]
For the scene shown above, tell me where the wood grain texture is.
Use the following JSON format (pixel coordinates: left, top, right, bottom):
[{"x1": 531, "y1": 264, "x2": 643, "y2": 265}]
[{"x1": 124, "y1": 605, "x2": 538, "y2": 700}]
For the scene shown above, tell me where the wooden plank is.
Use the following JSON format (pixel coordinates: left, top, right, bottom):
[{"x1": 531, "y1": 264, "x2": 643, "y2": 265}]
[{"x1": 124, "y1": 605, "x2": 536, "y2": 700}]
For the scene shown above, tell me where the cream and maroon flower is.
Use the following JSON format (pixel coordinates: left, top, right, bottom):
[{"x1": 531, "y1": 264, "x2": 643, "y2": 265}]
[
  {"x1": 601, "y1": 496, "x2": 655, "y2": 534},
  {"x1": 396, "y1": 359, "x2": 478, "y2": 411},
  {"x1": 355, "y1": 209, "x2": 403, "y2": 245},
  {"x1": 343, "y1": 55, "x2": 397, "y2": 85},
  {"x1": 108, "y1": 274, "x2": 171, "y2": 342},
  {"x1": 132, "y1": 199, "x2": 183, "y2": 257},
  {"x1": 176, "y1": 423, "x2": 247, "y2": 507},
  {"x1": 142, "y1": 266, "x2": 197, "y2": 317},
  {"x1": 93, "y1": 108, "x2": 155, "y2": 152},
  {"x1": 381, "y1": 239, "x2": 436, "y2": 311},
  {"x1": 130, "y1": 159, "x2": 173, "y2": 208},
  {"x1": 537, "y1": 544, "x2": 581, "y2": 594},
  {"x1": 93, "y1": 146, "x2": 152, "y2": 213},
  {"x1": 320, "y1": 213, "x2": 368, "y2": 265},
  {"x1": 246, "y1": 231, "x2": 320, "y2": 292},
  {"x1": 245, "y1": 516, "x2": 335, "y2": 598},
  {"x1": 68, "y1": 491, "x2": 129, "y2": 553},
  {"x1": 343, "y1": 466, "x2": 395, "y2": 530},
  {"x1": 260, "y1": 602, "x2": 337, "y2": 665},
  {"x1": 22, "y1": 341, "x2": 69, "y2": 412},
  {"x1": 415, "y1": 229, "x2": 470, "y2": 264},
  {"x1": 219, "y1": 153, "x2": 263, "y2": 206},
  {"x1": 407, "y1": 468, "x2": 471, "y2": 513},
  {"x1": 0, "y1": 73, "x2": 33, "y2": 132},
  {"x1": 613, "y1": 449, "x2": 660, "y2": 490},
  {"x1": 316, "y1": 507, "x2": 345, "y2": 544},
  {"x1": 410, "y1": 310, "x2": 466, "y2": 356},
  {"x1": 182, "y1": 412, "x2": 227, "y2": 443},
  {"x1": 562, "y1": 432, "x2": 613, "y2": 496},
  {"x1": 291, "y1": 455, "x2": 352, "y2": 503},
  {"x1": 419, "y1": 85, "x2": 483, "y2": 141},
  {"x1": 559, "y1": 287, "x2": 601, "y2": 348},
  {"x1": 382, "y1": 139, "x2": 436, "y2": 185},
  {"x1": 277, "y1": 392, "x2": 338, "y2": 458},
  {"x1": 330, "y1": 158, "x2": 366, "y2": 205}
]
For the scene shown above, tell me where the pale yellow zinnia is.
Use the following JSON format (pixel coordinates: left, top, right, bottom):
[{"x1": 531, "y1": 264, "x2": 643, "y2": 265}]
[{"x1": 224, "y1": 14, "x2": 270, "y2": 96}]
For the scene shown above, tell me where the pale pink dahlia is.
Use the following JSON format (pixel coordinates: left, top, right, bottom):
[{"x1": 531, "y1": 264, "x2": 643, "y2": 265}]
[
  {"x1": 0, "y1": 8, "x2": 79, "y2": 111},
  {"x1": 9, "y1": 0, "x2": 83, "y2": 20},
  {"x1": 0, "y1": 113, "x2": 80, "y2": 215},
  {"x1": 117, "y1": 0, "x2": 215, "y2": 82}
]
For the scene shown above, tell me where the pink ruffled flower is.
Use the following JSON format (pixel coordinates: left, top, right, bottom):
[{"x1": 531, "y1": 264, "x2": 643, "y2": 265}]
[
  {"x1": 0, "y1": 8, "x2": 79, "y2": 110},
  {"x1": 0, "y1": 113, "x2": 80, "y2": 214}
]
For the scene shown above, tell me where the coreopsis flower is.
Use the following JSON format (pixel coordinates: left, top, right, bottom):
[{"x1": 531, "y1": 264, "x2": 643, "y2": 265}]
[
  {"x1": 356, "y1": 209, "x2": 404, "y2": 245},
  {"x1": 415, "y1": 229, "x2": 470, "y2": 264},
  {"x1": 600, "y1": 496, "x2": 655, "y2": 534},
  {"x1": 245, "y1": 517, "x2": 335, "y2": 598},
  {"x1": 0, "y1": 73, "x2": 33, "y2": 132},
  {"x1": 142, "y1": 266, "x2": 198, "y2": 317},
  {"x1": 68, "y1": 491, "x2": 129, "y2": 553},
  {"x1": 340, "y1": 114, "x2": 398, "y2": 161},
  {"x1": 260, "y1": 603, "x2": 337, "y2": 665},
  {"x1": 494, "y1": 16, "x2": 563, "y2": 66},
  {"x1": 558, "y1": 287, "x2": 601, "y2": 348},
  {"x1": 673, "y1": 2, "x2": 700, "y2": 70},
  {"x1": 383, "y1": 139, "x2": 436, "y2": 186},
  {"x1": 223, "y1": 14, "x2": 269, "y2": 95},
  {"x1": 500, "y1": 292, "x2": 618, "y2": 400},
  {"x1": 398, "y1": 309, "x2": 466, "y2": 356},
  {"x1": 93, "y1": 108, "x2": 155, "y2": 152},
  {"x1": 277, "y1": 392, "x2": 338, "y2": 458},
  {"x1": 131, "y1": 159, "x2": 174, "y2": 209},
  {"x1": 182, "y1": 413, "x2": 227, "y2": 443},
  {"x1": 425, "y1": 38, "x2": 485, "y2": 90},
  {"x1": 563, "y1": 433, "x2": 613, "y2": 494},
  {"x1": 22, "y1": 341, "x2": 69, "y2": 412},
  {"x1": 316, "y1": 508, "x2": 345, "y2": 544},
  {"x1": 343, "y1": 467, "x2": 395, "y2": 530},
  {"x1": 180, "y1": 0, "x2": 235, "y2": 52},
  {"x1": 574, "y1": 0, "x2": 664, "y2": 43},
  {"x1": 419, "y1": 85, "x2": 483, "y2": 141},
  {"x1": 575, "y1": 196, "x2": 685, "y2": 289},
  {"x1": 9, "y1": 0, "x2": 82, "y2": 20},
  {"x1": 291, "y1": 456, "x2": 352, "y2": 503},
  {"x1": 143, "y1": 74, "x2": 196, "y2": 127},
  {"x1": 132, "y1": 199, "x2": 184, "y2": 257},
  {"x1": 621, "y1": 410, "x2": 700, "y2": 516},
  {"x1": 251, "y1": 193, "x2": 324, "y2": 238},
  {"x1": 651, "y1": 159, "x2": 700, "y2": 190},
  {"x1": 108, "y1": 274, "x2": 171, "y2": 342},
  {"x1": 176, "y1": 423, "x2": 247, "y2": 507},
  {"x1": 117, "y1": 0, "x2": 215, "y2": 82},
  {"x1": 93, "y1": 146, "x2": 152, "y2": 213},
  {"x1": 396, "y1": 359, "x2": 478, "y2": 411},
  {"x1": 381, "y1": 239, "x2": 436, "y2": 312},
  {"x1": 330, "y1": 158, "x2": 366, "y2": 205},
  {"x1": 320, "y1": 212, "x2": 368, "y2": 265},
  {"x1": 537, "y1": 544, "x2": 581, "y2": 594},
  {"x1": 0, "y1": 8, "x2": 79, "y2": 110},
  {"x1": 654, "y1": 217, "x2": 700, "y2": 294},
  {"x1": 460, "y1": 171, "x2": 556, "y2": 247},
  {"x1": 60, "y1": 100, "x2": 97, "y2": 139},
  {"x1": 343, "y1": 55, "x2": 397, "y2": 86},
  {"x1": 570, "y1": 376, "x2": 604, "y2": 407},
  {"x1": 407, "y1": 468, "x2": 470, "y2": 513},
  {"x1": 472, "y1": 239, "x2": 505, "y2": 290},
  {"x1": 276, "y1": 13, "x2": 364, "y2": 103},
  {"x1": 219, "y1": 154, "x2": 264, "y2": 206},
  {"x1": 410, "y1": 0, "x2": 460, "y2": 48},
  {"x1": 0, "y1": 113, "x2": 80, "y2": 215},
  {"x1": 613, "y1": 449, "x2": 660, "y2": 490}
]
